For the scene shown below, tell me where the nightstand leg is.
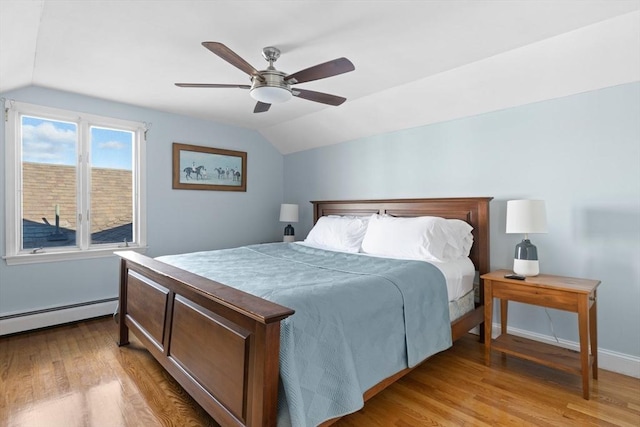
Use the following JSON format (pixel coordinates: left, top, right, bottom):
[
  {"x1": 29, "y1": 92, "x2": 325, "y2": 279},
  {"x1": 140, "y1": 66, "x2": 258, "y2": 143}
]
[
  {"x1": 484, "y1": 280, "x2": 493, "y2": 366},
  {"x1": 578, "y1": 296, "x2": 590, "y2": 399},
  {"x1": 590, "y1": 291, "x2": 598, "y2": 380},
  {"x1": 500, "y1": 299, "x2": 508, "y2": 335}
]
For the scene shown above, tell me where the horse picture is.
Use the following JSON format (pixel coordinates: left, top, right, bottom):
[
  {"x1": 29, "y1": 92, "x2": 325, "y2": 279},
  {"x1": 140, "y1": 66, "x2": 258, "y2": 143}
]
[
  {"x1": 173, "y1": 143, "x2": 246, "y2": 192},
  {"x1": 183, "y1": 165, "x2": 206, "y2": 180}
]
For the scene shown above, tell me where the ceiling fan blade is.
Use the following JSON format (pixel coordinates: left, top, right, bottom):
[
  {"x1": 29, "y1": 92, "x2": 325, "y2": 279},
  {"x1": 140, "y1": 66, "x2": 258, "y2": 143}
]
[
  {"x1": 293, "y1": 89, "x2": 346, "y2": 106},
  {"x1": 175, "y1": 83, "x2": 251, "y2": 89},
  {"x1": 202, "y1": 42, "x2": 264, "y2": 81},
  {"x1": 254, "y1": 102, "x2": 271, "y2": 113},
  {"x1": 285, "y1": 57, "x2": 354, "y2": 84}
]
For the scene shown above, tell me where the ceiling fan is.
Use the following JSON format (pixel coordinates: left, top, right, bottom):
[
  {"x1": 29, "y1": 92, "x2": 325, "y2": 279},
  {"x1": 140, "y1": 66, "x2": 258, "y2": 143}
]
[{"x1": 175, "y1": 42, "x2": 355, "y2": 113}]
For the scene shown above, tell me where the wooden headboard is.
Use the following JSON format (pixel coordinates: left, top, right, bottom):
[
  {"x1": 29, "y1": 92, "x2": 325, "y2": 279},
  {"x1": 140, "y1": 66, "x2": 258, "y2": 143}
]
[{"x1": 311, "y1": 197, "x2": 492, "y2": 276}]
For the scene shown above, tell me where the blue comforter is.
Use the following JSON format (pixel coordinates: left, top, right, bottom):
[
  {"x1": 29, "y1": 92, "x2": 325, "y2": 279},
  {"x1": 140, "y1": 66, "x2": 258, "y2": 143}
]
[{"x1": 157, "y1": 243, "x2": 452, "y2": 427}]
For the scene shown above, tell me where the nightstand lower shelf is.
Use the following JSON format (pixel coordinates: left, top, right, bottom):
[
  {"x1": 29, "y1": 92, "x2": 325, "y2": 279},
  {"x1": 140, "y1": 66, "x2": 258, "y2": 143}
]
[{"x1": 492, "y1": 334, "x2": 588, "y2": 377}]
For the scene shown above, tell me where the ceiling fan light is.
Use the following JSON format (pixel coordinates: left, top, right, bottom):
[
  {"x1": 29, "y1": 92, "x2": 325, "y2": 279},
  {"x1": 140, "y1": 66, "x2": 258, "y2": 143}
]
[{"x1": 250, "y1": 86, "x2": 292, "y2": 104}]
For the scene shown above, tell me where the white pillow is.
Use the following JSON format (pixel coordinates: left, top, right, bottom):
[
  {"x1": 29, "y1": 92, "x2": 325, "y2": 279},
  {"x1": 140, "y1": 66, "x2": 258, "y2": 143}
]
[
  {"x1": 442, "y1": 219, "x2": 474, "y2": 260},
  {"x1": 361, "y1": 215, "x2": 474, "y2": 262},
  {"x1": 304, "y1": 216, "x2": 369, "y2": 253},
  {"x1": 361, "y1": 214, "x2": 452, "y2": 262}
]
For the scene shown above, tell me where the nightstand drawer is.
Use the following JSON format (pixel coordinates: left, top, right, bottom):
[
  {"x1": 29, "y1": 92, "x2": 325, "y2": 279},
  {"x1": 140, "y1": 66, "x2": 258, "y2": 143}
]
[{"x1": 491, "y1": 281, "x2": 580, "y2": 311}]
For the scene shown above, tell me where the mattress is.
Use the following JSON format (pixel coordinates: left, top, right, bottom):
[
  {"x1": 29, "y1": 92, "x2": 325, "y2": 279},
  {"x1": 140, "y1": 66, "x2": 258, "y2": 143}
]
[
  {"x1": 449, "y1": 288, "x2": 475, "y2": 322},
  {"x1": 429, "y1": 257, "x2": 476, "y2": 302}
]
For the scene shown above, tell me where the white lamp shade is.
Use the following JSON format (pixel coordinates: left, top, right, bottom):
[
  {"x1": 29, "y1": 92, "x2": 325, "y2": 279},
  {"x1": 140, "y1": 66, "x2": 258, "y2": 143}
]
[
  {"x1": 506, "y1": 200, "x2": 547, "y2": 234},
  {"x1": 279, "y1": 204, "x2": 299, "y2": 223}
]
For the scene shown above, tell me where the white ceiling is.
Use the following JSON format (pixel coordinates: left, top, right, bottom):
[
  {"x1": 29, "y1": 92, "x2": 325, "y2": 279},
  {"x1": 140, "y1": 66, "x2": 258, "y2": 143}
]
[{"x1": 1, "y1": 1, "x2": 639, "y2": 154}]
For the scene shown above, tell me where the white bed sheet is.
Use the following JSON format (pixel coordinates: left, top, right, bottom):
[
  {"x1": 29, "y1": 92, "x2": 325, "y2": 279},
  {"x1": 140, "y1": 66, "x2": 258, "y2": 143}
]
[
  {"x1": 428, "y1": 257, "x2": 475, "y2": 301},
  {"x1": 293, "y1": 242, "x2": 475, "y2": 302}
]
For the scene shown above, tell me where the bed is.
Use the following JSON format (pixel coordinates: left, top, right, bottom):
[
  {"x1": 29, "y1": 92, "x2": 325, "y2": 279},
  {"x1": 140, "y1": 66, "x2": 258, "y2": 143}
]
[{"x1": 116, "y1": 197, "x2": 491, "y2": 427}]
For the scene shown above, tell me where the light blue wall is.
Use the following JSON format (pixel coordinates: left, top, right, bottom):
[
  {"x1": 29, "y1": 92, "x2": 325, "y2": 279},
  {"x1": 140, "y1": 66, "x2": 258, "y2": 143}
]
[
  {"x1": 2, "y1": 83, "x2": 639, "y2": 361},
  {"x1": 0, "y1": 86, "x2": 284, "y2": 316},
  {"x1": 284, "y1": 82, "x2": 640, "y2": 358}
]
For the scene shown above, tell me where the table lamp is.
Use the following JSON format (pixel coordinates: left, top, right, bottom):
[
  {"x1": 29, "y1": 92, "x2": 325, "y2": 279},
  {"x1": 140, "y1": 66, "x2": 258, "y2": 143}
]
[
  {"x1": 506, "y1": 200, "x2": 547, "y2": 276},
  {"x1": 279, "y1": 203, "x2": 299, "y2": 242}
]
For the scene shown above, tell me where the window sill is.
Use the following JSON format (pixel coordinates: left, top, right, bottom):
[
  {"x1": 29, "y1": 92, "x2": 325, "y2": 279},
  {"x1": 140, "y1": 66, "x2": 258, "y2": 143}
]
[{"x1": 3, "y1": 245, "x2": 148, "y2": 266}]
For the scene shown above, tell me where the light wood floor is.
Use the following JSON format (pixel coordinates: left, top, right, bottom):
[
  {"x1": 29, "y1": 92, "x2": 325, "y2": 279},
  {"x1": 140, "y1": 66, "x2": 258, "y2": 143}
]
[{"x1": 1, "y1": 317, "x2": 638, "y2": 427}]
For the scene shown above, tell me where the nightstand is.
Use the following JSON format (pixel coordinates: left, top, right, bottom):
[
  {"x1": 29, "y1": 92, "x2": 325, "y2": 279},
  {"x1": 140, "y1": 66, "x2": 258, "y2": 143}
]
[{"x1": 481, "y1": 270, "x2": 600, "y2": 399}]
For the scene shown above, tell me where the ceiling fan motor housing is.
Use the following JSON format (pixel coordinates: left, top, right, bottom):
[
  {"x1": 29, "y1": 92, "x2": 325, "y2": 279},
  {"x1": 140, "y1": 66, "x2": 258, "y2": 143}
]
[{"x1": 250, "y1": 69, "x2": 292, "y2": 103}]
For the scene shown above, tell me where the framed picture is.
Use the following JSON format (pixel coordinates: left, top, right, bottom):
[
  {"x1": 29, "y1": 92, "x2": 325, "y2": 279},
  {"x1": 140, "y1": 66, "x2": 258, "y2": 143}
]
[{"x1": 172, "y1": 143, "x2": 247, "y2": 191}]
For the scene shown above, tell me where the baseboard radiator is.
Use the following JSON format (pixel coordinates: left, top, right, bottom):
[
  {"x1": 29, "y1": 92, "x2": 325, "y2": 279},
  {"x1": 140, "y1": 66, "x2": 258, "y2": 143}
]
[{"x1": 0, "y1": 298, "x2": 118, "y2": 336}]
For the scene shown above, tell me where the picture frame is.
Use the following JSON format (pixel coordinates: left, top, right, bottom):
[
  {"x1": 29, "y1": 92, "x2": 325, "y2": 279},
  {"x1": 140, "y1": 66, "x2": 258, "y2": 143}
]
[{"x1": 172, "y1": 143, "x2": 247, "y2": 191}]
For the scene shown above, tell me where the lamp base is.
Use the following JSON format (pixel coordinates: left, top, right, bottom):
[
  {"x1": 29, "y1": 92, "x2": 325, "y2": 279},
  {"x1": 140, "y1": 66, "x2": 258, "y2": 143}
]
[
  {"x1": 513, "y1": 258, "x2": 539, "y2": 276},
  {"x1": 283, "y1": 223, "x2": 295, "y2": 243}
]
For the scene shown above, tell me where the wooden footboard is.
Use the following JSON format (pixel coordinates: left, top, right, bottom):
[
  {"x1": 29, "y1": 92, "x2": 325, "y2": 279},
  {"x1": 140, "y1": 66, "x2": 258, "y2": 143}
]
[{"x1": 117, "y1": 250, "x2": 294, "y2": 427}]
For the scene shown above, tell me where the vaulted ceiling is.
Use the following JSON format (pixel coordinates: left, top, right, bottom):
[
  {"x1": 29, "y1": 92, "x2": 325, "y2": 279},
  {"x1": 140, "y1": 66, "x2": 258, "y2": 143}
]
[{"x1": 1, "y1": 1, "x2": 638, "y2": 154}]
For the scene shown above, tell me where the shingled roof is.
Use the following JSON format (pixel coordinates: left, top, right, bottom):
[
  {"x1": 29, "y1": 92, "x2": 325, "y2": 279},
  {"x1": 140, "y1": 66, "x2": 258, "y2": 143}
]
[{"x1": 22, "y1": 162, "x2": 132, "y2": 249}]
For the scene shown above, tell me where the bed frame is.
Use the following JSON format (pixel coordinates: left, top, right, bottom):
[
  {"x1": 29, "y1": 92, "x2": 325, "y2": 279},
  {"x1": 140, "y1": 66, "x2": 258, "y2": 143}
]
[{"x1": 117, "y1": 197, "x2": 491, "y2": 427}]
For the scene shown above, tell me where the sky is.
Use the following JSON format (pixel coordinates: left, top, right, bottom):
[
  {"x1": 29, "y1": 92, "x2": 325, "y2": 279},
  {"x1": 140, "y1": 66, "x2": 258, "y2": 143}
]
[{"x1": 21, "y1": 116, "x2": 133, "y2": 170}]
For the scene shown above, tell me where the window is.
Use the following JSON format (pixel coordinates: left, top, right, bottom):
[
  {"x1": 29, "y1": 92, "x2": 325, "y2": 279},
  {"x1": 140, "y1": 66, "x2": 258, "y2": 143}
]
[{"x1": 4, "y1": 101, "x2": 146, "y2": 264}]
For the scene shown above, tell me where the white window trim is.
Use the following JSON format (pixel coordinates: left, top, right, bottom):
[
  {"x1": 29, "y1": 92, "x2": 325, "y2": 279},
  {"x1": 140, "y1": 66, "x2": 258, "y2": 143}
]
[{"x1": 4, "y1": 100, "x2": 147, "y2": 265}]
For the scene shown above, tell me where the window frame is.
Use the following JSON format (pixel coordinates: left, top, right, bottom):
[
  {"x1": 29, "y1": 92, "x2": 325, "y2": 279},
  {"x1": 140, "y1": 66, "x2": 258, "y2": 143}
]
[{"x1": 4, "y1": 100, "x2": 147, "y2": 265}]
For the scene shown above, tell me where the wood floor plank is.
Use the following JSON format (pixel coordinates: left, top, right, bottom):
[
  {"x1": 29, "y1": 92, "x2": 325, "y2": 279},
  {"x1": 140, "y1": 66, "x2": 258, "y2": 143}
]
[{"x1": 0, "y1": 316, "x2": 638, "y2": 427}]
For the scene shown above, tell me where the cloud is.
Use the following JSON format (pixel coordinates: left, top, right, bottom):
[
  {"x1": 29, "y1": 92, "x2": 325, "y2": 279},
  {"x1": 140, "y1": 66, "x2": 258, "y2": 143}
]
[
  {"x1": 22, "y1": 121, "x2": 76, "y2": 164},
  {"x1": 98, "y1": 140, "x2": 125, "y2": 150},
  {"x1": 22, "y1": 121, "x2": 76, "y2": 145}
]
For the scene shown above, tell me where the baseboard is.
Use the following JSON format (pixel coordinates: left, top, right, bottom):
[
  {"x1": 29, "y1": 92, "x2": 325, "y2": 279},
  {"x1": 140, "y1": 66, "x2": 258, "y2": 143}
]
[
  {"x1": 0, "y1": 298, "x2": 118, "y2": 336},
  {"x1": 490, "y1": 323, "x2": 640, "y2": 379}
]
